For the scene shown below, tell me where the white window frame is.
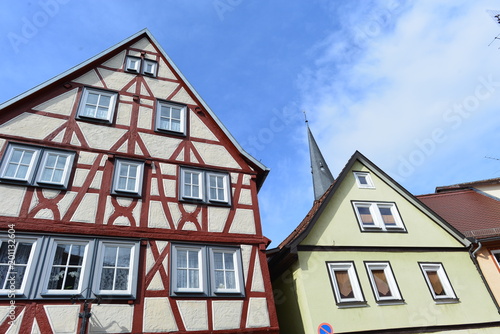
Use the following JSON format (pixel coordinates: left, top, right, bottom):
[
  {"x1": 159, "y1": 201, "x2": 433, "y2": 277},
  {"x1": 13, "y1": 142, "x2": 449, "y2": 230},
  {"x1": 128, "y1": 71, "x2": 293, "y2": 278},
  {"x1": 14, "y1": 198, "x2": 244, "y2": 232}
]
[
  {"x1": 353, "y1": 201, "x2": 405, "y2": 231},
  {"x1": 125, "y1": 56, "x2": 141, "y2": 72},
  {"x1": 0, "y1": 144, "x2": 40, "y2": 183},
  {"x1": 353, "y1": 171, "x2": 375, "y2": 189},
  {"x1": 171, "y1": 244, "x2": 244, "y2": 297},
  {"x1": 155, "y1": 100, "x2": 187, "y2": 135},
  {"x1": 142, "y1": 59, "x2": 158, "y2": 76},
  {"x1": 41, "y1": 238, "x2": 93, "y2": 297},
  {"x1": 209, "y1": 247, "x2": 242, "y2": 294},
  {"x1": 35, "y1": 149, "x2": 75, "y2": 188},
  {"x1": 491, "y1": 249, "x2": 500, "y2": 269},
  {"x1": 364, "y1": 262, "x2": 402, "y2": 303},
  {"x1": 180, "y1": 168, "x2": 231, "y2": 205},
  {"x1": 92, "y1": 240, "x2": 140, "y2": 297},
  {"x1": 171, "y1": 245, "x2": 205, "y2": 294},
  {"x1": 112, "y1": 159, "x2": 145, "y2": 196},
  {"x1": 77, "y1": 87, "x2": 118, "y2": 123},
  {"x1": 206, "y1": 172, "x2": 230, "y2": 204},
  {"x1": 181, "y1": 168, "x2": 204, "y2": 201},
  {"x1": 419, "y1": 263, "x2": 457, "y2": 301},
  {"x1": 0, "y1": 143, "x2": 75, "y2": 189},
  {"x1": 0, "y1": 236, "x2": 41, "y2": 298},
  {"x1": 327, "y1": 262, "x2": 365, "y2": 305}
]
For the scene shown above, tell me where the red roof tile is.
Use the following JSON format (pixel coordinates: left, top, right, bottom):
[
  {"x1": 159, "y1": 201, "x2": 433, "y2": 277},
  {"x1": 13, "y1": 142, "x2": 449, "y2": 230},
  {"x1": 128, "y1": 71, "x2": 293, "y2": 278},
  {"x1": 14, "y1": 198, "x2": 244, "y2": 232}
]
[{"x1": 417, "y1": 190, "x2": 500, "y2": 238}]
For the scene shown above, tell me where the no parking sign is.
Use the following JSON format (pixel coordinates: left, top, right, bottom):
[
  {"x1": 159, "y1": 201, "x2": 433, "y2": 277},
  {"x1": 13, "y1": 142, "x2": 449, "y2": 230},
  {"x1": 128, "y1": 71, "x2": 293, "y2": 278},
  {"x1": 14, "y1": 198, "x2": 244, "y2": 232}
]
[{"x1": 318, "y1": 323, "x2": 333, "y2": 334}]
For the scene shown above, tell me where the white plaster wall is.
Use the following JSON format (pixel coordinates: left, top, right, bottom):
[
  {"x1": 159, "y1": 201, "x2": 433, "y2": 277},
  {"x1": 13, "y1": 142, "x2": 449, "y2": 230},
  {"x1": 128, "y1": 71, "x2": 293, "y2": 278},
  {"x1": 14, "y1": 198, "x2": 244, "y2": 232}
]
[
  {"x1": 89, "y1": 304, "x2": 134, "y2": 333},
  {"x1": 251, "y1": 255, "x2": 265, "y2": 292},
  {"x1": 238, "y1": 188, "x2": 253, "y2": 205},
  {"x1": 0, "y1": 113, "x2": 66, "y2": 140},
  {"x1": 171, "y1": 87, "x2": 196, "y2": 105},
  {"x1": 240, "y1": 245, "x2": 252, "y2": 285},
  {"x1": 208, "y1": 207, "x2": 230, "y2": 232},
  {"x1": 130, "y1": 38, "x2": 156, "y2": 53},
  {"x1": 177, "y1": 300, "x2": 209, "y2": 331},
  {"x1": 73, "y1": 69, "x2": 104, "y2": 87},
  {"x1": 168, "y1": 202, "x2": 182, "y2": 229},
  {"x1": 33, "y1": 88, "x2": 78, "y2": 116},
  {"x1": 102, "y1": 50, "x2": 125, "y2": 69},
  {"x1": 140, "y1": 132, "x2": 182, "y2": 160},
  {"x1": 137, "y1": 106, "x2": 153, "y2": 130},
  {"x1": 143, "y1": 76, "x2": 177, "y2": 99},
  {"x1": 116, "y1": 102, "x2": 132, "y2": 127},
  {"x1": 44, "y1": 305, "x2": 80, "y2": 334},
  {"x1": 143, "y1": 297, "x2": 178, "y2": 332},
  {"x1": 192, "y1": 142, "x2": 240, "y2": 169},
  {"x1": 57, "y1": 191, "x2": 78, "y2": 218},
  {"x1": 190, "y1": 110, "x2": 218, "y2": 141},
  {"x1": 148, "y1": 200, "x2": 170, "y2": 229},
  {"x1": 5, "y1": 308, "x2": 24, "y2": 334},
  {"x1": 229, "y1": 209, "x2": 256, "y2": 234},
  {"x1": 158, "y1": 59, "x2": 177, "y2": 80},
  {"x1": 77, "y1": 151, "x2": 99, "y2": 165},
  {"x1": 246, "y1": 298, "x2": 270, "y2": 328},
  {"x1": 98, "y1": 68, "x2": 135, "y2": 91},
  {"x1": 78, "y1": 122, "x2": 127, "y2": 151},
  {"x1": 212, "y1": 300, "x2": 244, "y2": 330},
  {"x1": 0, "y1": 185, "x2": 25, "y2": 217},
  {"x1": 71, "y1": 193, "x2": 99, "y2": 223}
]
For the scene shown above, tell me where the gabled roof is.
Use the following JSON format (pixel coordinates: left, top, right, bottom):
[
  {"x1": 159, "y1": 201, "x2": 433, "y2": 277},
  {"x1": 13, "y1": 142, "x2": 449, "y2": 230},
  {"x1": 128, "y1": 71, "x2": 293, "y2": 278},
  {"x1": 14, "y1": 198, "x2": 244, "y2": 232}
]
[
  {"x1": 418, "y1": 189, "x2": 500, "y2": 239},
  {"x1": 277, "y1": 151, "x2": 467, "y2": 251},
  {"x1": 0, "y1": 28, "x2": 269, "y2": 188}
]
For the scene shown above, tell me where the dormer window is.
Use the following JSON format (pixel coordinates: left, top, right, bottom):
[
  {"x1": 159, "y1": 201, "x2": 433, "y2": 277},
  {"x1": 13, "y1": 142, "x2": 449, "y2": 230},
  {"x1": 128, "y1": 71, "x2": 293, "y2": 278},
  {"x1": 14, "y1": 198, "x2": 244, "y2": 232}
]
[{"x1": 77, "y1": 87, "x2": 118, "y2": 124}]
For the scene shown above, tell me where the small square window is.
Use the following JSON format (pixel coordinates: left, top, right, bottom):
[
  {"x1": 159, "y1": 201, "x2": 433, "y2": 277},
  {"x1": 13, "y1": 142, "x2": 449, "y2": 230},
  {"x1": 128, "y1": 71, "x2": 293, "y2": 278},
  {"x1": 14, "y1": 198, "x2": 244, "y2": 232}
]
[
  {"x1": 353, "y1": 202, "x2": 405, "y2": 232},
  {"x1": 354, "y1": 171, "x2": 375, "y2": 188},
  {"x1": 419, "y1": 263, "x2": 457, "y2": 301},
  {"x1": 155, "y1": 101, "x2": 187, "y2": 135},
  {"x1": 207, "y1": 172, "x2": 230, "y2": 203},
  {"x1": 112, "y1": 159, "x2": 145, "y2": 196},
  {"x1": 326, "y1": 262, "x2": 365, "y2": 305},
  {"x1": 93, "y1": 241, "x2": 140, "y2": 297},
  {"x1": 77, "y1": 87, "x2": 118, "y2": 123},
  {"x1": 35, "y1": 150, "x2": 75, "y2": 188},
  {"x1": 171, "y1": 245, "x2": 205, "y2": 294},
  {"x1": 142, "y1": 59, "x2": 158, "y2": 76},
  {"x1": 209, "y1": 248, "x2": 242, "y2": 294},
  {"x1": 125, "y1": 56, "x2": 141, "y2": 72},
  {"x1": 0, "y1": 144, "x2": 40, "y2": 182},
  {"x1": 365, "y1": 262, "x2": 402, "y2": 303}
]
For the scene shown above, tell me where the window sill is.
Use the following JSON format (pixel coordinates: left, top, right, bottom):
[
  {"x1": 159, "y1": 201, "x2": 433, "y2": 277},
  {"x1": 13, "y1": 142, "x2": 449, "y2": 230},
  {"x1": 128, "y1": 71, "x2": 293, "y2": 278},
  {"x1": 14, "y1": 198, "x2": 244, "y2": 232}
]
[
  {"x1": 434, "y1": 298, "x2": 460, "y2": 304},
  {"x1": 375, "y1": 299, "x2": 406, "y2": 306},
  {"x1": 336, "y1": 301, "x2": 368, "y2": 308}
]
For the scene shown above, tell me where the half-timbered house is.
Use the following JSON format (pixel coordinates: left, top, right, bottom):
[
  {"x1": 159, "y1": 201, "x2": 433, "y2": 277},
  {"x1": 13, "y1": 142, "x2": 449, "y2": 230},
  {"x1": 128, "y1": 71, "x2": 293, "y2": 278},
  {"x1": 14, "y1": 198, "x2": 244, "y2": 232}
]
[{"x1": 0, "y1": 29, "x2": 278, "y2": 334}]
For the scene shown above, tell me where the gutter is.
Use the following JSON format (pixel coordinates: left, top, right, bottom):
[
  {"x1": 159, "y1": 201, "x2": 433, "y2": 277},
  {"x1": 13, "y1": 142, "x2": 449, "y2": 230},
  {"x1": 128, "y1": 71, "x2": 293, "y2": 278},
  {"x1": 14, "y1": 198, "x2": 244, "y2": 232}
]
[{"x1": 468, "y1": 237, "x2": 500, "y2": 314}]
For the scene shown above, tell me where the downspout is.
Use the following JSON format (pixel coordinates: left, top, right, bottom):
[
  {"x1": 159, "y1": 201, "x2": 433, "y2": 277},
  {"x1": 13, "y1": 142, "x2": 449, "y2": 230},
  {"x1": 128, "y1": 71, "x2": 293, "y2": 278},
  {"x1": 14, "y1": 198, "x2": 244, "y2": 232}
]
[{"x1": 468, "y1": 238, "x2": 500, "y2": 314}]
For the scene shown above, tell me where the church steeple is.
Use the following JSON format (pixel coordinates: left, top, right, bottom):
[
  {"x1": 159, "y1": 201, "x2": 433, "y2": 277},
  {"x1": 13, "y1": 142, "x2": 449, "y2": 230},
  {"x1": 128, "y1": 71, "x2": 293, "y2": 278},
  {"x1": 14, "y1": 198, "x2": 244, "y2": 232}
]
[{"x1": 306, "y1": 119, "x2": 335, "y2": 201}]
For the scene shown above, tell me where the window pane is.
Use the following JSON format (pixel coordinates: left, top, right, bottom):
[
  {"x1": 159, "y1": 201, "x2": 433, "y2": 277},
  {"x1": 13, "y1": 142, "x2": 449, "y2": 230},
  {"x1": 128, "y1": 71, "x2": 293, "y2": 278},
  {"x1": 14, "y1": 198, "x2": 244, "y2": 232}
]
[
  {"x1": 115, "y1": 268, "x2": 129, "y2": 290},
  {"x1": 53, "y1": 244, "x2": 70, "y2": 265},
  {"x1": 372, "y1": 269, "x2": 392, "y2": 297},
  {"x1": 358, "y1": 207, "x2": 374, "y2": 225},
  {"x1": 334, "y1": 270, "x2": 354, "y2": 298},
  {"x1": 69, "y1": 245, "x2": 84, "y2": 266},
  {"x1": 379, "y1": 207, "x2": 396, "y2": 226},
  {"x1": 0, "y1": 265, "x2": 8, "y2": 289},
  {"x1": 177, "y1": 269, "x2": 187, "y2": 289},
  {"x1": 188, "y1": 250, "x2": 199, "y2": 268},
  {"x1": 427, "y1": 271, "x2": 445, "y2": 296},
  {"x1": 177, "y1": 250, "x2": 187, "y2": 268},
  {"x1": 87, "y1": 93, "x2": 99, "y2": 105},
  {"x1": 215, "y1": 271, "x2": 225, "y2": 289},
  {"x1": 224, "y1": 253, "x2": 234, "y2": 270},
  {"x1": 65, "y1": 267, "x2": 81, "y2": 290},
  {"x1": 225, "y1": 271, "x2": 236, "y2": 289},
  {"x1": 100, "y1": 268, "x2": 114, "y2": 290},
  {"x1": 214, "y1": 252, "x2": 223, "y2": 270},
  {"x1": 48, "y1": 267, "x2": 65, "y2": 289},
  {"x1": 117, "y1": 247, "x2": 131, "y2": 267},
  {"x1": 358, "y1": 175, "x2": 368, "y2": 184},
  {"x1": 188, "y1": 269, "x2": 199, "y2": 288},
  {"x1": 99, "y1": 95, "x2": 111, "y2": 107},
  {"x1": 103, "y1": 246, "x2": 117, "y2": 266}
]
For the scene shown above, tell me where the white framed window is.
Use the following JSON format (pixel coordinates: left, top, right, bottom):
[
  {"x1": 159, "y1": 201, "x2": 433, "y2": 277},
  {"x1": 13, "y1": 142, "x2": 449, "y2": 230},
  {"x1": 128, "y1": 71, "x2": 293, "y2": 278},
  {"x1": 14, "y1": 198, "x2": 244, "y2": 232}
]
[
  {"x1": 42, "y1": 239, "x2": 93, "y2": 296},
  {"x1": 171, "y1": 244, "x2": 244, "y2": 297},
  {"x1": 125, "y1": 56, "x2": 141, "y2": 72},
  {"x1": 326, "y1": 262, "x2": 365, "y2": 305},
  {"x1": 354, "y1": 171, "x2": 375, "y2": 188},
  {"x1": 171, "y1": 245, "x2": 205, "y2": 294},
  {"x1": 0, "y1": 236, "x2": 41, "y2": 298},
  {"x1": 142, "y1": 59, "x2": 158, "y2": 76},
  {"x1": 180, "y1": 168, "x2": 231, "y2": 205},
  {"x1": 491, "y1": 250, "x2": 500, "y2": 269},
  {"x1": 209, "y1": 248, "x2": 242, "y2": 294},
  {"x1": 352, "y1": 201, "x2": 405, "y2": 231},
  {"x1": 365, "y1": 262, "x2": 402, "y2": 303},
  {"x1": 207, "y1": 172, "x2": 230, "y2": 203},
  {"x1": 77, "y1": 87, "x2": 118, "y2": 123},
  {"x1": 0, "y1": 143, "x2": 75, "y2": 189},
  {"x1": 155, "y1": 101, "x2": 187, "y2": 135},
  {"x1": 419, "y1": 263, "x2": 457, "y2": 301},
  {"x1": 93, "y1": 241, "x2": 140, "y2": 296},
  {"x1": 112, "y1": 159, "x2": 145, "y2": 196}
]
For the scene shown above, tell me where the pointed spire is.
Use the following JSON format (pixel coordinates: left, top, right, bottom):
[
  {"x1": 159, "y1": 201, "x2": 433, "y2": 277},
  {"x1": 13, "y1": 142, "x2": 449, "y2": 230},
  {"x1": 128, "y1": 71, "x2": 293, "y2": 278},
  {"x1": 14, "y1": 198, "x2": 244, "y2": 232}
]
[{"x1": 304, "y1": 113, "x2": 335, "y2": 201}]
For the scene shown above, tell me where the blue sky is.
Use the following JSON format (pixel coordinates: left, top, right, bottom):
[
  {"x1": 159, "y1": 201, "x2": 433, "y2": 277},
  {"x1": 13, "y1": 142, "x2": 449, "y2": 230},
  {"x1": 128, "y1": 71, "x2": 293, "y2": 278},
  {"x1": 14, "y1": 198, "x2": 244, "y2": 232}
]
[{"x1": 1, "y1": 1, "x2": 500, "y2": 247}]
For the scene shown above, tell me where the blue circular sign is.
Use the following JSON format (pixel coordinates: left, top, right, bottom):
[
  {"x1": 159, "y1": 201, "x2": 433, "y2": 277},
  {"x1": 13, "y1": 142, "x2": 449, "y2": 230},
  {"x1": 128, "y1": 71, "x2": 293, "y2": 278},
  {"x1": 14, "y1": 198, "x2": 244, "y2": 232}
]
[{"x1": 318, "y1": 323, "x2": 333, "y2": 334}]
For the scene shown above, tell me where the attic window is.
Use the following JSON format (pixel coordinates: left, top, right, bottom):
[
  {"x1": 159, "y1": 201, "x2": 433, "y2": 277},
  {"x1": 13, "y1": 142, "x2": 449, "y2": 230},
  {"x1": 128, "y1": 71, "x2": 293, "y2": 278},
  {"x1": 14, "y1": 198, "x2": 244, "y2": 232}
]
[
  {"x1": 125, "y1": 56, "x2": 141, "y2": 72},
  {"x1": 155, "y1": 100, "x2": 187, "y2": 135},
  {"x1": 124, "y1": 56, "x2": 158, "y2": 77},
  {"x1": 352, "y1": 201, "x2": 406, "y2": 232},
  {"x1": 77, "y1": 87, "x2": 118, "y2": 124},
  {"x1": 354, "y1": 172, "x2": 374, "y2": 189},
  {"x1": 142, "y1": 59, "x2": 158, "y2": 76}
]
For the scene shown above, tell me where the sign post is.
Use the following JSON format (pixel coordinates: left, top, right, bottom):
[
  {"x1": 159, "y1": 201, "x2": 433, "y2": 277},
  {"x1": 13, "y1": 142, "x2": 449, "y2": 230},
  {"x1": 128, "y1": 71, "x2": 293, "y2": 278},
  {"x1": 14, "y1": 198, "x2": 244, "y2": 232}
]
[{"x1": 318, "y1": 323, "x2": 333, "y2": 334}]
